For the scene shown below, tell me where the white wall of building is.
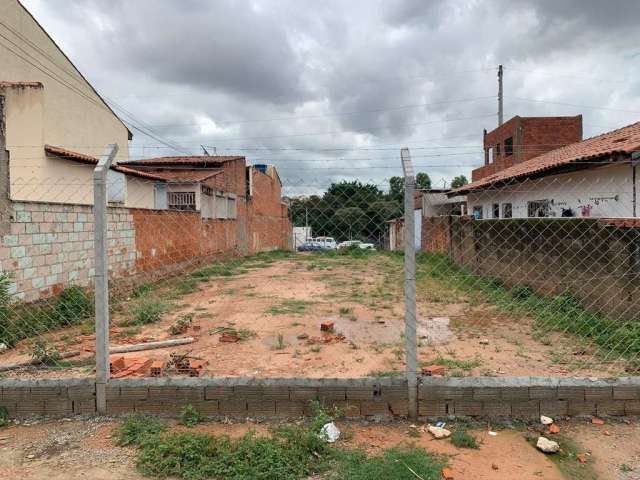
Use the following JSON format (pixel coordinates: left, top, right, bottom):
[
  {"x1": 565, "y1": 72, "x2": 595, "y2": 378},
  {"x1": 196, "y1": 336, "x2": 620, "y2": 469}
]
[{"x1": 467, "y1": 163, "x2": 638, "y2": 219}]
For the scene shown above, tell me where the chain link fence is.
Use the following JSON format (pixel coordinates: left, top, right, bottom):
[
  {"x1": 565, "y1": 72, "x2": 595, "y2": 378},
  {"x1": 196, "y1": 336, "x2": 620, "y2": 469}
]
[{"x1": 0, "y1": 147, "x2": 638, "y2": 391}]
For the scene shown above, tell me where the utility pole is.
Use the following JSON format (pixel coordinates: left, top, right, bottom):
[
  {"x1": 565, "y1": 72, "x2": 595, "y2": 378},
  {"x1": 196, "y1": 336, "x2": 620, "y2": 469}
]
[{"x1": 498, "y1": 64, "x2": 504, "y2": 126}]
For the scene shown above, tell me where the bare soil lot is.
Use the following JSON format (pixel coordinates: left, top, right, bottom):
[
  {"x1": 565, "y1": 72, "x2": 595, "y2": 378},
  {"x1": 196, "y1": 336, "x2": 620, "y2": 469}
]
[
  {"x1": 0, "y1": 251, "x2": 624, "y2": 378},
  {"x1": 1, "y1": 415, "x2": 637, "y2": 480}
]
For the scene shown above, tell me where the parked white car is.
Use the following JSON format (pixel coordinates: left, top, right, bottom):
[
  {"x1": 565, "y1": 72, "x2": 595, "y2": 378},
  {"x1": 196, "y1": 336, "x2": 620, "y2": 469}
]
[
  {"x1": 337, "y1": 240, "x2": 376, "y2": 251},
  {"x1": 314, "y1": 236, "x2": 337, "y2": 250}
]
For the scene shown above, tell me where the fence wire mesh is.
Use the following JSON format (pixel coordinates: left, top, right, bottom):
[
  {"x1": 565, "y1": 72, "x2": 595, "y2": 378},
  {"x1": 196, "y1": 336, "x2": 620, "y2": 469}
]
[{"x1": 0, "y1": 152, "x2": 638, "y2": 383}]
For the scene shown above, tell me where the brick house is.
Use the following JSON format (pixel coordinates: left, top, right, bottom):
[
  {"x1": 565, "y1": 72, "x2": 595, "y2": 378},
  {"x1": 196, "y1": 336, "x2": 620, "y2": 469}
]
[{"x1": 452, "y1": 117, "x2": 640, "y2": 220}]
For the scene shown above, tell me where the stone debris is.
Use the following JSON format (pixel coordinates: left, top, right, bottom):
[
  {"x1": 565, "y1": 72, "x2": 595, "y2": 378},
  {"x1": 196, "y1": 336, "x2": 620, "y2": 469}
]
[
  {"x1": 319, "y1": 422, "x2": 340, "y2": 443},
  {"x1": 536, "y1": 436, "x2": 560, "y2": 453},
  {"x1": 320, "y1": 321, "x2": 335, "y2": 332},
  {"x1": 441, "y1": 467, "x2": 454, "y2": 479},
  {"x1": 421, "y1": 364, "x2": 446, "y2": 376},
  {"x1": 479, "y1": 338, "x2": 490, "y2": 345},
  {"x1": 540, "y1": 415, "x2": 554, "y2": 425},
  {"x1": 427, "y1": 425, "x2": 451, "y2": 439},
  {"x1": 548, "y1": 424, "x2": 561, "y2": 434}
]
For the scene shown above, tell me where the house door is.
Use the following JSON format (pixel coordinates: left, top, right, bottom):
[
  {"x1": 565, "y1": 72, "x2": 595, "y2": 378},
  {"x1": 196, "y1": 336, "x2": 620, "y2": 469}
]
[{"x1": 154, "y1": 183, "x2": 168, "y2": 210}]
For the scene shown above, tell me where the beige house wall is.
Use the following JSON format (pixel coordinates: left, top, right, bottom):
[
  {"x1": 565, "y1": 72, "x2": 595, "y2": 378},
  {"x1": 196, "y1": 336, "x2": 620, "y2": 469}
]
[
  {"x1": 1, "y1": 0, "x2": 130, "y2": 204},
  {"x1": 125, "y1": 176, "x2": 156, "y2": 210}
]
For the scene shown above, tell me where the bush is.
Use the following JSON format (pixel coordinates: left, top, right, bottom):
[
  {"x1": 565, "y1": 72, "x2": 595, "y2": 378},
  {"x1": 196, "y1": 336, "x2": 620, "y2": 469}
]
[
  {"x1": 115, "y1": 412, "x2": 166, "y2": 447},
  {"x1": 54, "y1": 285, "x2": 93, "y2": 325},
  {"x1": 125, "y1": 297, "x2": 167, "y2": 326},
  {"x1": 0, "y1": 406, "x2": 9, "y2": 427},
  {"x1": 450, "y1": 430, "x2": 479, "y2": 449},
  {"x1": 179, "y1": 405, "x2": 203, "y2": 427}
]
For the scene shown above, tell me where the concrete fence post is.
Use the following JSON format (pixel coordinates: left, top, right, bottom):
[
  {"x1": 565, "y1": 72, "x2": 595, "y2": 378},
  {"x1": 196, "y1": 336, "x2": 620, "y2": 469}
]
[
  {"x1": 93, "y1": 144, "x2": 118, "y2": 414},
  {"x1": 401, "y1": 147, "x2": 418, "y2": 419}
]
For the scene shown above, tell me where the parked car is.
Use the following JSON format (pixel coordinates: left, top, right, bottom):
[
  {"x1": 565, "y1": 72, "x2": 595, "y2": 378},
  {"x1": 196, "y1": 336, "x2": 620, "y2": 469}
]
[
  {"x1": 337, "y1": 240, "x2": 376, "y2": 251},
  {"x1": 314, "y1": 236, "x2": 337, "y2": 250},
  {"x1": 297, "y1": 240, "x2": 322, "y2": 252}
]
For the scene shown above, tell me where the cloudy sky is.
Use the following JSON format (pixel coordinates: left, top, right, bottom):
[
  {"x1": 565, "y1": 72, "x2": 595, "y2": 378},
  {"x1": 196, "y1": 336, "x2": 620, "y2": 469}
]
[{"x1": 20, "y1": 0, "x2": 640, "y2": 194}]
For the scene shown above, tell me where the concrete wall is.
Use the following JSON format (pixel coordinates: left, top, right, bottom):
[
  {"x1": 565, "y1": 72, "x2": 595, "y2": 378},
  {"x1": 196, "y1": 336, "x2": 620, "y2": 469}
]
[
  {"x1": 1, "y1": 0, "x2": 131, "y2": 204},
  {"x1": 467, "y1": 163, "x2": 637, "y2": 219},
  {"x1": 1, "y1": 201, "x2": 135, "y2": 302},
  {"x1": 443, "y1": 217, "x2": 640, "y2": 321},
  {"x1": 3, "y1": 376, "x2": 640, "y2": 419}
]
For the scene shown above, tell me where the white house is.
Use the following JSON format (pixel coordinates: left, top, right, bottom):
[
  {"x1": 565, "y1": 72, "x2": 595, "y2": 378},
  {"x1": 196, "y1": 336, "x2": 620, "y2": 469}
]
[{"x1": 451, "y1": 121, "x2": 640, "y2": 220}]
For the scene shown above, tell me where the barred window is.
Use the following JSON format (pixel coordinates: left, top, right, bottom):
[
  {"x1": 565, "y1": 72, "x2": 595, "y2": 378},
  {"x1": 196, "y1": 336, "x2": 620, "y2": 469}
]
[
  {"x1": 168, "y1": 191, "x2": 196, "y2": 211},
  {"x1": 502, "y1": 202, "x2": 513, "y2": 218}
]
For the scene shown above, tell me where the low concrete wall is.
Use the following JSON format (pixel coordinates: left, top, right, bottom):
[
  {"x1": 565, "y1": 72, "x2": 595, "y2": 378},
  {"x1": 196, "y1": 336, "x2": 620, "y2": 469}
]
[{"x1": 3, "y1": 376, "x2": 640, "y2": 419}]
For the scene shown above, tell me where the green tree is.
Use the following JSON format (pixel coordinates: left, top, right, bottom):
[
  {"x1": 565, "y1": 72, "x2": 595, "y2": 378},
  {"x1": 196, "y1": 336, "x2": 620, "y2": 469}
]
[
  {"x1": 389, "y1": 176, "x2": 404, "y2": 203},
  {"x1": 333, "y1": 207, "x2": 367, "y2": 240},
  {"x1": 450, "y1": 175, "x2": 469, "y2": 189},
  {"x1": 416, "y1": 172, "x2": 431, "y2": 190}
]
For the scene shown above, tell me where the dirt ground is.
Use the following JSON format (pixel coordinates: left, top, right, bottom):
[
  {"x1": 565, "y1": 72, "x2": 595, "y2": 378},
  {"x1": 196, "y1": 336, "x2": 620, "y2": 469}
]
[
  {"x1": 0, "y1": 416, "x2": 637, "y2": 479},
  {"x1": 0, "y1": 252, "x2": 625, "y2": 378}
]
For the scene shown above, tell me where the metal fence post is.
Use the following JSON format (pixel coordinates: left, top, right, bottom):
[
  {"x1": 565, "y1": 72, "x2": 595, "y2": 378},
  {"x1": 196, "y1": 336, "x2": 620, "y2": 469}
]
[
  {"x1": 401, "y1": 147, "x2": 418, "y2": 419},
  {"x1": 94, "y1": 144, "x2": 118, "y2": 415}
]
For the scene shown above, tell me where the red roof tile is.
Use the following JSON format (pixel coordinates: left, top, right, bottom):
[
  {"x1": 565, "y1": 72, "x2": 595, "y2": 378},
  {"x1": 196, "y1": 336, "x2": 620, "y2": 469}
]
[
  {"x1": 0, "y1": 81, "x2": 43, "y2": 88},
  {"x1": 452, "y1": 121, "x2": 640, "y2": 195},
  {"x1": 45, "y1": 145, "x2": 98, "y2": 164},
  {"x1": 118, "y1": 166, "x2": 224, "y2": 183},
  {"x1": 124, "y1": 156, "x2": 244, "y2": 166}
]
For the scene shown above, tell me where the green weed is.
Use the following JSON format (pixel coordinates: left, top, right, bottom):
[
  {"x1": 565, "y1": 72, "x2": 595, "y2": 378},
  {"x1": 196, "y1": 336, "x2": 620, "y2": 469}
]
[
  {"x1": 450, "y1": 430, "x2": 479, "y2": 449},
  {"x1": 0, "y1": 406, "x2": 9, "y2": 427},
  {"x1": 124, "y1": 297, "x2": 168, "y2": 326},
  {"x1": 114, "y1": 412, "x2": 166, "y2": 447},
  {"x1": 179, "y1": 405, "x2": 203, "y2": 427},
  {"x1": 267, "y1": 299, "x2": 310, "y2": 316}
]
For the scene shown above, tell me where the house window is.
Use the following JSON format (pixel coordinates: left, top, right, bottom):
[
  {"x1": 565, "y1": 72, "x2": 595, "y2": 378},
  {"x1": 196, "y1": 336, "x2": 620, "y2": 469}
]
[
  {"x1": 495, "y1": 143, "x2": 501, "y2": 157},
  {"x1": 527, "y1": 199, "x2": 551, "y2": 218},
  {"x1": 505, "y1": 137, "x2": 513, "y2": 156},
  {"x1": 168, "y1": 191, "x2": 196, "y2": 211},
  {"x1": 488, "y1": 147, "x2": 494, "y2": 164},
  {"x1": 492, "y1": 203, "x2": 500, "y2": 219},
  {"x1": 215, "y1": 194, "x2": 227, "y2": 218},
  {"x1": 472, "y1": 205, "x2": 483, "y2": 219},
  {"x1": 485, "y1": 148, "x2": 491, "y2": 165},
  {"x1": 227, "y1": 197, "x2": 237, "y2": 219},
  {"x1": 502, "y1": 203, "x2": 513, "y2": 218}
]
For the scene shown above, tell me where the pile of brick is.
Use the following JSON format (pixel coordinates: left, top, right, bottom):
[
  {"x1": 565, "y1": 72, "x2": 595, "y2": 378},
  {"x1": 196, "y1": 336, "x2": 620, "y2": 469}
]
[
  {"x1": 166, "y1": 352, "x2": 209, "y2": 377},
  {"x1": 110, "y1": 356, "x2": 153, "y2": 378}
]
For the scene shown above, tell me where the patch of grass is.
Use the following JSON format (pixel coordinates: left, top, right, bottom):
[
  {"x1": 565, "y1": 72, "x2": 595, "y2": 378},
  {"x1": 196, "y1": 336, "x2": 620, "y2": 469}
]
[
  {"x1": 174, "y1": 278, "x2": 200, "y2": 296},
  {"x1": 423, "y1": 354, "x2": 481, "y2": 371},
  {"x1": 115, "y1": 412, "x2": 166, "y2": 447},
  {"x1": 124, "y1": 403, "x2": 446, "y2": 480},
  {"x1": 338, "y1": 306, "x2": 353, "y2": 316},
  {"x1": 169, "y1": 314, "x2": 194, "y2": 335},
  {"x1": 526, "y1": 433, "x2": 598, "y2": 480},
  {"x1": 450, "y1": 430, "x2": 479, "y2": 449},
  {"x1": 310, "y1": 345, "x2": 321, "y2": 353},
  {"x1": 54, "y1": 285, "x2": 94, "y2": 324},
  {"x1": 620, "y1": 464, "x2": 633, "y2": 473},
  {"x1": 0, "y1": 406, "x2": 9, "y2": 427},
  {"x1": 367, "y1": 370, "x2": 401, "y2": 378},
  {"x1": 267, "y1": 299, "x2": 310, "y2": 316},
  {"x1": 179, "y1": 405, "x2": 203, "y2": 427},
  {"x1": 31, "y1": 340, "x2": 61, "y2": 365},
  {"x1": 274, "y1": 333, "x2": 286, "y2": 350},
  {"x1": 123, "y1": 296, "x2": 168, "y2": 326},
  {"x1": 332, "y1": 446, "x2": 445, "y2": 480}
]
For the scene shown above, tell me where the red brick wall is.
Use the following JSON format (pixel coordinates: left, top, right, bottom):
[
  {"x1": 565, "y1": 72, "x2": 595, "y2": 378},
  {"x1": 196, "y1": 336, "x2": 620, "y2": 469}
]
[
  {"x1": 247, "y1": 168, "x2": 292, "y2": 253},
  {"x1": 421, "y1": 216, "x2": 450, "y2": 253},
  {"x1": 130, "y1": 209, "x2": 240, "y2": 273},
  {"x1": 472, "y1": 115, "x2": 582, "y2": 181}
]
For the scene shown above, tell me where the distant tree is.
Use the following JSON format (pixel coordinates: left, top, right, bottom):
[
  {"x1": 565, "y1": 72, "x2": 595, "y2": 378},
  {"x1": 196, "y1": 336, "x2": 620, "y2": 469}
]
[
  {"x1": 333, "y1": 207, "x2": 367, "y2": 240},
  {"x1": 416, "y1": 172, "x2": 431, "y2": 191},
  {"x1": 450, "y1": 175, "x2": 469, "y2": 189},
  {"x1": 388, "y1": 176, "x2": 404, "y2": 204}
]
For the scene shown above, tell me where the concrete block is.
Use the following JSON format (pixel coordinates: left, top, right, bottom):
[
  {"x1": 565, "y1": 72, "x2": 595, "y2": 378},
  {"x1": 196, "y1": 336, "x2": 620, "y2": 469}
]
[
  {"x1": 0, "y1": 401, "x2": 17, "y2": 416},
  {"x1": 261, "y1": 386, "x2": 291, "y2": 400},
  {"x1": 219, "y1": 399, "x2": 247, "y2": 416},
  {"x1": 567, "y1": 401, "x2": 597, "y2": 417},
  {"x1": 29, "y1": 386, "x2": 63, "y2": 399},
  {"x1": 290, "y1": 387, "x2": 318, "y2": 401},
  {"x1": 380, "y1": 385, "x2": 408, "y2": 400},
  {"x1": 135, "y1": 401, "x2": 173, "y2": 415},
  {"x1": 233, "y1": 385, "x2": 263, "y2": 400},
  {"x1": 205, "y1": 386, "x2": 234, "y2": 400},
  {"x1": 191, "y1": 401, "x2": 219, "y2": 416},
  {"x1": 67, "y1": 385, "x2": 96, "y2": 400},
  {"x1": 73, "y1": 399, "x2": 96, "y2": 415},
  {"x1": 473, "y1": 387, "x2": 500, "y2": 401},
  {"x1": 247, "y1": 400, "x2": 276, "y2": 416},
  {"x1": 346, "y1": 386, "x2": 375, "y2": 401},
  {"x1": 106, "y1": 400, "x2": 134, "y2": 415},
  {"x1": 16, "y1": 401, "x2": 45, "y2": 416},
  {"x1": 119, "y1": 386, "x2": 148, "y2": 401},
  {"x1": 361, "y1": 401, "x2": 390, "y2": 416},
  {"x1": 511, "y1": 400, "x2": 540, "y2": 419},
  {"x1": 584, "y1": 387, "x2": 613, "y2": 401},
  {"x1": 557, "y1": 386, "x2": 585, "y2": 400},
  {"x1": 540, "y1": 400, "x2": 569, "y2": 416},
  {"x1": 625, "y1": 401, "x2": 640, "y2": 415},
  {"x1": 388, "y1": 400, "x2": 409, "y2": 416},
  {"x1": 418, "y1": 401, "x2": 448, "y2": 417},
  {"x1": 44, "y1": 399, "x2": 74, "y2": 415},
  {"x1": 481, "y1": 401, "x2": 512, "y2": 417},
  {"x1": 105, "y1": 386, "x2": 121, "y2": 400},
  {"x1": 176, "y1": 387, "x2": 204, "y2": 402},
  {"x1": 613, "y1": 386, "x2": 640, "y2": 400},
  {"x1": 147, "y1": 387, "x2": 177, "y2": 401},
  {"x1": 328, "y1": 401, "x2": 361, "y2": 418},
  {"x1": 275, "y1": 400, "x2": 304, "y2": 416},
  {"x1": 500, "y1": 387, "x2": 530, "y2": 401},
  {"x1": 529, "y1": 386, "x2": 557, "y2": 399},
  {"x1": 452, "y1": 401, "x2": 483, "y2": 416},
  {"x1": 597, "y1": 400, "x2": 626, "y2": 417},
  {"x1": 317, "y1": 387, "x2": 347, "y2": 401},
  {"x1": 419, "y1": 386, "x2": 473, "y2": 400}
]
